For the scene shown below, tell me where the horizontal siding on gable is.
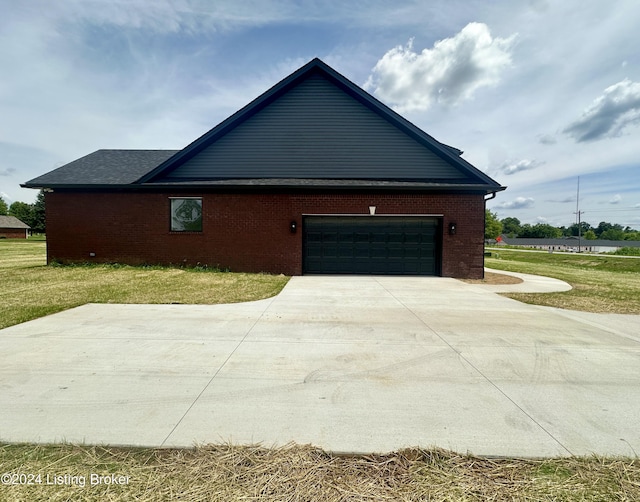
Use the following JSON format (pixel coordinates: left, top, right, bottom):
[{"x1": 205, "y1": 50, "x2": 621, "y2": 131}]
[{"x1": 166, "y1": 74, "x2": 466, "y2": 181}]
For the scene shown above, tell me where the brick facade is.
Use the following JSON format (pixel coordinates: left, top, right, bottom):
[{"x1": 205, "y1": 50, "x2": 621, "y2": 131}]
[
  {"x1": 45, "y1": 190, "x2": 486, "y2": 278},
  {"x1": 0, "y1": 228, "x2": 28, "y2": 239}
]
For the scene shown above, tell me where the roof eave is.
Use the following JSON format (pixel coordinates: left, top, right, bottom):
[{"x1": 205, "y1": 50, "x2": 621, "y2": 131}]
[{"x1": 24, "y1": 180, "x2": 506, "y2": 195}]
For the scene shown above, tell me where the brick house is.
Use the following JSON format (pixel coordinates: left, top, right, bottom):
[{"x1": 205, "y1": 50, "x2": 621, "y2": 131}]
[
  {"x1": 0, "y1": 215, "x2": 30, "y2": 239},
  {"x1": 23, "y1": 59, "x2": 505, "y2": 278}
]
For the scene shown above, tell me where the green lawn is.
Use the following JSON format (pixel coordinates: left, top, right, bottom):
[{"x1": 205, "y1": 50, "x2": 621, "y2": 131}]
[
  {"x1": 486, "y1": 249, "x2": 640, "y2": 314},
  {"x1": 0, "y1": 239, "x2": 289, "y2": 330}
]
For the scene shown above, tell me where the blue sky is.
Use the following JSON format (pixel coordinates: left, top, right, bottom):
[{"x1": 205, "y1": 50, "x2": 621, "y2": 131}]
[{"x1": 1, "y1": 0, "x2": 639, "y2": 229}]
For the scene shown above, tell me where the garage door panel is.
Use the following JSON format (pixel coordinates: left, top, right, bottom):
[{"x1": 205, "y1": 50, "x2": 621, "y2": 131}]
[
  {"x1": 303, "y1": 216, "x2": 441, "y2": 275},
  {"x1": 387, "y1": 246, "x2": 404, "y2": 259},
  {"x1": 322, "y1": 245, "x2": 338, "y2": 258},
  {"x1": 404, "y1": 233, "x2": 421, "y2": 244},
  {"x1": 388, "y1": 232, "x2": 403, "y2": 243}
]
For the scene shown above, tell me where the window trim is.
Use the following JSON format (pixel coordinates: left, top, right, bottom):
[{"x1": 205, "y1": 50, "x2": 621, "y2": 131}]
[{"x1": 169, "y1": 197, "x2": 203, "y2": 233}]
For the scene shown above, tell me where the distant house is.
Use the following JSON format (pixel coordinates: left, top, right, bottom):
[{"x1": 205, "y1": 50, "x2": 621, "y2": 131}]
[
  {"x1": 495, "y1": 235, "x2": 640, "y2": 253},
  {"x1": 0, "y1": 215, "x2": 30, "y2": 239},
  {"x1": 23, "y1": 58, "x2": 505, "y2": 278}
]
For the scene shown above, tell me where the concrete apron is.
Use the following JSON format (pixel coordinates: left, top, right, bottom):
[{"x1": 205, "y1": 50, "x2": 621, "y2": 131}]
[{"x1": 1, "y1": 274, "x2": 639, "y2": 458}]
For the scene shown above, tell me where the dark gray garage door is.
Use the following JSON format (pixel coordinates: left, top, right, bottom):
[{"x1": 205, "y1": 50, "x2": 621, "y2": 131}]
[{"x1": 303, "y1": 216, "x2": 441, "y2": 275}]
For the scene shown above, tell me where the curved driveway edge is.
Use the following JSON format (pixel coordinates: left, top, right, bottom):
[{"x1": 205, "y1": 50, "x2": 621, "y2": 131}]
[
  {"x1": 0, "y1": 274, "x2": 638, "y2": 458},
  {"x1": 481, "y1": 268, "x2": 572, "y2": 293}
]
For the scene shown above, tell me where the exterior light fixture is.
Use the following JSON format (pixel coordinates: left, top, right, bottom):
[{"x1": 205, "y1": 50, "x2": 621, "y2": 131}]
[
  {"x1": 449, "y1": 222, "x2": 457, "y2": 235},
  {"x1": 369, "y1": 206, "x2": 376, "y2": 215},
  {"x1": 290, "y1": 221, "x2": 297, "y2": 233}
]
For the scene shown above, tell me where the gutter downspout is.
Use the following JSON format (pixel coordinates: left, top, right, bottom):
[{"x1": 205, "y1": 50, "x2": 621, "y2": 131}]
[
  {"x1": 484, "y1": 191, "x2": 498, "y2": 203},
  {"x1": 482, "y1": 191, "x2": 499, "y2": 279}
]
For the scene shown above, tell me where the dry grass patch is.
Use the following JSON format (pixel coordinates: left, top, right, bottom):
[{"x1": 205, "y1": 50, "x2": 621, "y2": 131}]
[
  {"x1": 461, "y1": 272, "x2": 523, "y2": 285},
  {"x1": 1, "y1": 443, "x2": 638, "y2": 501},
  {"x1": 0, "y1": 239, "x2": 288, "y2": 329}
]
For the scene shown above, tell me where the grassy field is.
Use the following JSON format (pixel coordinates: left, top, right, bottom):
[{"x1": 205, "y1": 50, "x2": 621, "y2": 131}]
[
  {"x1": 2, "y1": 240, "x2": 639, "y2": 500},
  {"x1": 0, "y1": 239, "x2": 289, "y2": 330},
  {"x1": 1, "y1": 443, "x2": 638, "y2": 501},
  {"x1": 486, "y1": 248, "x2": 640, "y2": 314}
]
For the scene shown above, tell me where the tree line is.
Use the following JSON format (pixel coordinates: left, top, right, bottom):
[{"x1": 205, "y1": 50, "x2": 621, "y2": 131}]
[
  {"x1": 485, "y1": 210, "x2": 640, "y2": 241},
  {"x1": 0, "y1": 190, "x2": 46, "y2": 234}
]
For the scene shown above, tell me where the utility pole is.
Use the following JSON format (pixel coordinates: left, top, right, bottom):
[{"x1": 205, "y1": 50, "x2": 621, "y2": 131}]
[{"x1": 574, "y1": 176, "x2": 584, "y2": 253}]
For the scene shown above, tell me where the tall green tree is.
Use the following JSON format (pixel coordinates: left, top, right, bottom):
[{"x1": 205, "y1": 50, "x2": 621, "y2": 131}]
[
  {"x1": 31, "y1": 190, "x2": 46, "y2": 233},
  {"x1": 520, "y1": 223, "x2": 562, "y2": 238},
  {"x1": 8, "y1": 201, "x2": 34, "y2": 228},
  {"x1": 0, "y1": 196, "x2": 7, "y2": 215},
  {"x1": 594, "y1": 221, "x2": 623, "y2": 238},
  {"x1": 501, "y1": 217, "x2": 521, "y2": 237},
  {"x1": 622, "y1": 227, "x2": 640, "y2": 240},
  {"x1": 565, "y1": 222, "x2": 593, "y2": 237},
  {"x1": 600, "y1": 228, "x2": 625, "y2": 240},
  {"x1": 485, "y1": 209, "x2": 503, "y2": 239}
]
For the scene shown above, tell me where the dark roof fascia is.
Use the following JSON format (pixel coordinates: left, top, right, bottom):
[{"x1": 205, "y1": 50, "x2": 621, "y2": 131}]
[
  {"x1": 20, "y1": 184, "x2": 133, "y2": 191},
  {"x1": 143, "y1": 177, "x2": 505, "y2": 193},
  {"x1": 137, "y1": 58, "x2": 505, "y2": 190},
  {"x1": 36, "y1": 180, "x2": 503, "y2": 195}
]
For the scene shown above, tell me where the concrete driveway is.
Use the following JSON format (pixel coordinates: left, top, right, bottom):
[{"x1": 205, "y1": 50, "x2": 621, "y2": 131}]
[{"x1": 1, "y1": 272, "x2": 639, "y2": 457}]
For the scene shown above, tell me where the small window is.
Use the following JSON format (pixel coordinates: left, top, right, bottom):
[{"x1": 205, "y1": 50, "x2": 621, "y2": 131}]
[{"x1": 170, "y1": 198, "x2": 202, "y2": 232}]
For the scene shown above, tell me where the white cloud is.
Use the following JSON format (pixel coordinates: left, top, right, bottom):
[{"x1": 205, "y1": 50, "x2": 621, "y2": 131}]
[
  {"x1": 0, "y1": 167, "x2": 16, "y2": 177},
  {"x1": 609, "y1": 194, "x2": 622, "y2": 204},
  {"x1": 537, "y1": 134, "x2": 557, "y2": 145},
  {"x1": 365, "y1": 23, "x2": 516, "y2": 112},
  {"x1": 496, "y1": 158, "x2": 544, "y2": 175},
  {"x1": 563, "y1": 79, "x2": 640, "y2": 142},
  {"x1": 495, "y1": 197, "x2": 535, "y2": 210},
  {"x1": 546, "y1": 196, "x2": 575, "y2": 204}
]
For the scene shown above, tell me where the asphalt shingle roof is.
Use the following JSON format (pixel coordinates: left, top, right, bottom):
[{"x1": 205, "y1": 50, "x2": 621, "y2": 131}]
[
  {"x1": 23, "y1": 150, "x2": 179, "y2": 187},
  {"x1": 0, "y1": 215, "x2": 30, "y2": 229}
]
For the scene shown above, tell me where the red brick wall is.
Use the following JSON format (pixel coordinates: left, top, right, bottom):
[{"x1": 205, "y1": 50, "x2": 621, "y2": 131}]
[
  {"x1": 45, "y1": 190, "x2": 486, "y2": 278},
  {"x1": 0, "y1": 228, "x2": 28, "y2": 239}
]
